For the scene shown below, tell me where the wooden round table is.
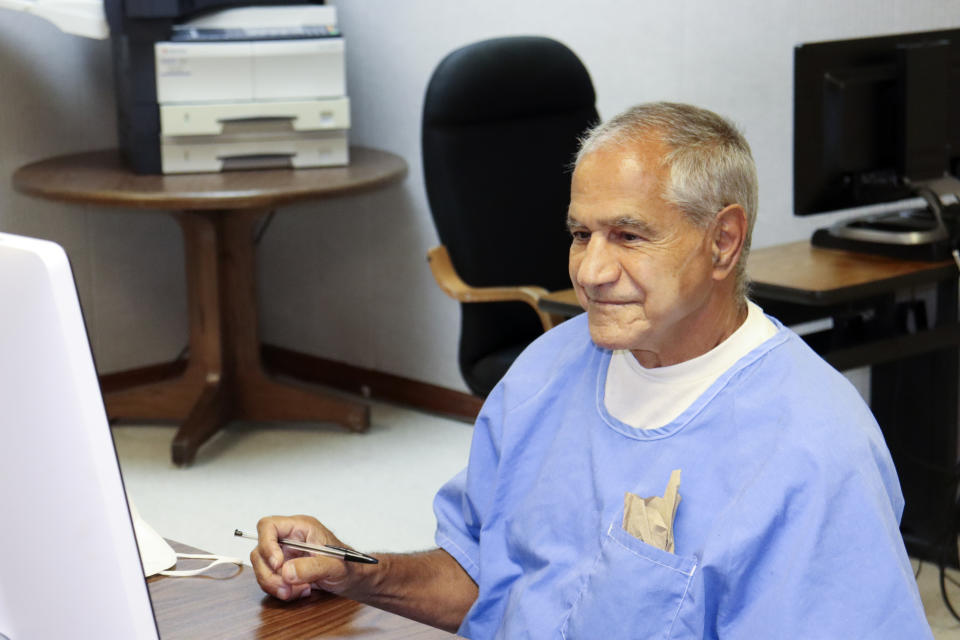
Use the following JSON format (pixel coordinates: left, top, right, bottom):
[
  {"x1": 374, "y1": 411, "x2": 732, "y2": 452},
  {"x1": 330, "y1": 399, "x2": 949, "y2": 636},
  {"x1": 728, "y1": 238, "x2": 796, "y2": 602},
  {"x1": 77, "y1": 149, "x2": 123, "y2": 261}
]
[{"x1": 13, "y1": 147, "x2": 407, "y2": 466}]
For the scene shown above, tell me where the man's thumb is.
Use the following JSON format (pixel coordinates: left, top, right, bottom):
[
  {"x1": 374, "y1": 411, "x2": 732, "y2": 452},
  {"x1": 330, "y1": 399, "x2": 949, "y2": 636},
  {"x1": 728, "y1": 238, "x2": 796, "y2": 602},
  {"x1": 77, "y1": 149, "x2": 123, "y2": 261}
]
[{"x1": 282, "y1": 556, "x2": 347, "y2": 586}]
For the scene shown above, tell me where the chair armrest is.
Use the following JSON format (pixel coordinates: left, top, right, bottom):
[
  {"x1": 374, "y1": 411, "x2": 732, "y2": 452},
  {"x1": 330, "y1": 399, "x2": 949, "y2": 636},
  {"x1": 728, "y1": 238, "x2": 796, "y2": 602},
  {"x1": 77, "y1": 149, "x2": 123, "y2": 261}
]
[{"x1": 427, "y1": 245, "x2": 557, "y2": 331}]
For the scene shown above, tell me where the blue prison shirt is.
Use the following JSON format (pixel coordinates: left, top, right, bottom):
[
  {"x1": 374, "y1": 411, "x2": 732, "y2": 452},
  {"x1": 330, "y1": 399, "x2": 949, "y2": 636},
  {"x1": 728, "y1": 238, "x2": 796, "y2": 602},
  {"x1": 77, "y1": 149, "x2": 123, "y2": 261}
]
[{"x1": 434, "y1": 312, "x2": 931, "y2": 639}]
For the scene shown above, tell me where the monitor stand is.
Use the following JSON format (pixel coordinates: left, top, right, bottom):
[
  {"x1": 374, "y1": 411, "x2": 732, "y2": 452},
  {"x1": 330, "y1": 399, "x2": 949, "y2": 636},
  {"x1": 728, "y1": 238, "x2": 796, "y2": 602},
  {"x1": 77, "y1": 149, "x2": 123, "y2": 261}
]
[{"x1": 811, "y1": 188, "x2": 956, "y2": 261}]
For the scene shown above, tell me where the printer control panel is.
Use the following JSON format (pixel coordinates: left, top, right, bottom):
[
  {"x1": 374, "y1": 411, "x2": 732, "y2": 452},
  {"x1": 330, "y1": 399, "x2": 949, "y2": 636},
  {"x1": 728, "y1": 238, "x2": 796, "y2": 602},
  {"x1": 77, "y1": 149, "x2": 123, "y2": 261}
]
[{"x1": 171, "y1": 24, "x2": 341, "y2": 42}]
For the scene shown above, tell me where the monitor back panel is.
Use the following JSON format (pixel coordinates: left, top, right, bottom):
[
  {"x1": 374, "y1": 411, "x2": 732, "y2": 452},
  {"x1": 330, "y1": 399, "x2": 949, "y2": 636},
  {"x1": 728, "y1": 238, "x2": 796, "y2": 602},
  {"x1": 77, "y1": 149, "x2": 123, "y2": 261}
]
[{"x1": 0, "y1": 233, "x2": 159, "y2": 639}]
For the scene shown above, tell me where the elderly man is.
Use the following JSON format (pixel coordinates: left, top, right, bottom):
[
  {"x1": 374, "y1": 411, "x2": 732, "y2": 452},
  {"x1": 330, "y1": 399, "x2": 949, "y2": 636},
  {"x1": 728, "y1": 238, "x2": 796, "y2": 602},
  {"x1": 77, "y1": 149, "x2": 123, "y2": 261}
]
[{"x1": 251, "y1": 103, "x2": 931, "y2": 638}]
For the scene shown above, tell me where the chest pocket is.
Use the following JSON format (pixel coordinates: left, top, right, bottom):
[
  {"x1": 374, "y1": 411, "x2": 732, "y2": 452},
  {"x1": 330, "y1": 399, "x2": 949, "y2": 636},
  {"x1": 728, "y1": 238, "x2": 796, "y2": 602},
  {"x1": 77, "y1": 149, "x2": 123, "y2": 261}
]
[{"x1": 560, "y1": 514, "x2": 697, "y2": 640}]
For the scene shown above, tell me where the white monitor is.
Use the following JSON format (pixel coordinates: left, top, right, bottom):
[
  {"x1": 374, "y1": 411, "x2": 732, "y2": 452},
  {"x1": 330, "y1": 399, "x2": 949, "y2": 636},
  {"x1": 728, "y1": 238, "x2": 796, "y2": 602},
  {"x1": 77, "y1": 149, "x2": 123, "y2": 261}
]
[{"x1": 0, "y1": 232, "x2": 159, "y2": 639}]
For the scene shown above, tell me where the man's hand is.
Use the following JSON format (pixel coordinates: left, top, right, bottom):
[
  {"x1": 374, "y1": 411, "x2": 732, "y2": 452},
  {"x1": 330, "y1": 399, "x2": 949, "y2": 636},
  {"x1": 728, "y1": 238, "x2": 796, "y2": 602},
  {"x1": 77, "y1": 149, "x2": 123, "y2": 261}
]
[
  {"x1": 250, "y1": 514, "x2": 478, "y2": 632},
  {"x1": 250, "y1": 514, "x2": 368, "y2": 601}
]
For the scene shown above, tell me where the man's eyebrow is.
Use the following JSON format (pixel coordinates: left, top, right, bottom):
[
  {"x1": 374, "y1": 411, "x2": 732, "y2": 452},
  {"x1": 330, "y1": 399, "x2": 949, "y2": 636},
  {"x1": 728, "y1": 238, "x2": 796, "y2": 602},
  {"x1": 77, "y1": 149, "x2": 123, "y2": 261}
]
[
  {"x1": 567, "y1": 215, "x2": 657, "y2": 234},
  {"x1": 611, "y1": 216, "x2": 657, "y2": 236}
]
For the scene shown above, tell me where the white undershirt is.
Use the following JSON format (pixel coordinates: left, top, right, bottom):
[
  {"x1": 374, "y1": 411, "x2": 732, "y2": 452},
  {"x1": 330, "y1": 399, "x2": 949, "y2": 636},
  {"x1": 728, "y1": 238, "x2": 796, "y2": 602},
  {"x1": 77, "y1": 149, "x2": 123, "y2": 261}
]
[{"x1": 604, "y1": 301, "x2": 778, "y2": 430}]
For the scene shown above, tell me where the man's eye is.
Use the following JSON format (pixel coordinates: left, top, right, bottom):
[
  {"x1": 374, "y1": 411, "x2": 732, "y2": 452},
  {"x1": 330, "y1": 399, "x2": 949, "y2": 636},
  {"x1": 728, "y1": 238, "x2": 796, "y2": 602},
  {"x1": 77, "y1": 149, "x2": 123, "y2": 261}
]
[
  {"x1": 570, "y1": 230, "x2": 590, "y2": 242},
  {"x1": 619, "y1": 232, "x2": 642, "y2": 242}
]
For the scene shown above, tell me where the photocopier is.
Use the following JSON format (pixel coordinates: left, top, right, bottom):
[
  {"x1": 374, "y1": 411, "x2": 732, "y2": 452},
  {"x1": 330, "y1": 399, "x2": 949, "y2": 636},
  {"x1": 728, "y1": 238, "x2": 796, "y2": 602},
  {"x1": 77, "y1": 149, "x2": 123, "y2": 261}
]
[
  {"x1": 1, "y1": 0, "x2": 350, "y2": 174},
  {"x1": 108, "y1": 0, "x2": 349, "y2": 174}
]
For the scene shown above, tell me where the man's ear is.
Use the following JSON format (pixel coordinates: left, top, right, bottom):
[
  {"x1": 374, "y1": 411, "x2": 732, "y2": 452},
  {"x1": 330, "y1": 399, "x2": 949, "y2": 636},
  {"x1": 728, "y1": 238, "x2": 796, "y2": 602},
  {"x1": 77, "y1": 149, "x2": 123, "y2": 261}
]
[{"x1": 711, "y1": 204, "x2": 747, "y2": 279}]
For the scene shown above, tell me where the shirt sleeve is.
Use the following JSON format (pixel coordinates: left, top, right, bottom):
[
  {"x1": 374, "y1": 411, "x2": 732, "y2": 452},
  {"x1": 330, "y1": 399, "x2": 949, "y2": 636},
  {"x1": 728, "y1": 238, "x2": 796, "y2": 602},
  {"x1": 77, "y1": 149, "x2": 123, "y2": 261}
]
[{"x1": 433, "y1": 383, "x2": 505, "y2": 583}]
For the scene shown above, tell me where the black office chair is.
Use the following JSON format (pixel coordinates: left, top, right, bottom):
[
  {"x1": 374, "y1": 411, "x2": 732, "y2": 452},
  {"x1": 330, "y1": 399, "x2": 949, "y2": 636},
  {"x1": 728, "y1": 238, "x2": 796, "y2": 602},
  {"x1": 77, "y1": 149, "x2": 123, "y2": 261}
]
[{"x1": 422, "y1": 36, "x2": 598, "y2": 397}]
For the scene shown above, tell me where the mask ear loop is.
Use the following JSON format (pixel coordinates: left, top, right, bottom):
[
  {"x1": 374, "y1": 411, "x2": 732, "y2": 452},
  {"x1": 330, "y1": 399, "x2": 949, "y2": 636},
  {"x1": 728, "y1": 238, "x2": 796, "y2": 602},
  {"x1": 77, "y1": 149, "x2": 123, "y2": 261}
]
[{"x1": 159, "y1": 553, "x2": 244, "y2": 577}]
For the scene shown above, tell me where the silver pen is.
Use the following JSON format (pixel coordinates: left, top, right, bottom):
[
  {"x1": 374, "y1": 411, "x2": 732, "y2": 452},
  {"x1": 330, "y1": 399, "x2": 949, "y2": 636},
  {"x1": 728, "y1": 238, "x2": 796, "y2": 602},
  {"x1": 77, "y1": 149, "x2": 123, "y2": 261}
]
[{"x1": 234, "y1": 529, "x2": 379, "y2": 564}]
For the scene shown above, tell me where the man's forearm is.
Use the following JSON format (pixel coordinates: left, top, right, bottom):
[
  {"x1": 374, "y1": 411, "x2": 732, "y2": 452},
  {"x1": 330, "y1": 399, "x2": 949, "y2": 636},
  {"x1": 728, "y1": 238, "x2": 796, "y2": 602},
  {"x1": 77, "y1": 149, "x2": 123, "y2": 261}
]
[{"x1": 344, "y1": 547, "x2": 478, "y2": 633}]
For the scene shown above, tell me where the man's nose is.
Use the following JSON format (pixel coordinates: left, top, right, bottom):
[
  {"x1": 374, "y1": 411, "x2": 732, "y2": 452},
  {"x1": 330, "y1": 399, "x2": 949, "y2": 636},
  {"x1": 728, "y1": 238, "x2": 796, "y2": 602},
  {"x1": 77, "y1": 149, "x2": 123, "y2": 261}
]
[{"x1": 576, "y1": 236, "x2": 620, "y2": 286}]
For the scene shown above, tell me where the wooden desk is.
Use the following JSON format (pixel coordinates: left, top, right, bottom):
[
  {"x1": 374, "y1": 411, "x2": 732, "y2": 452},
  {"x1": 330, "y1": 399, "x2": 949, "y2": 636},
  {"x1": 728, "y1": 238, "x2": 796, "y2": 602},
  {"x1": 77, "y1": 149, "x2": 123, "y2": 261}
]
[
  {"x1": 13, "y1": 148, "x2": 407, "y2": 466},
  {"x1": 747, "y1": 240, "x2": 957, "y2": 305},
  {"x1": 149, "y1": 542, "x2": 453, "y2": 639},
  {"x1": 538, "y1": 241, "x2": 960, "y2": 565},
  {"x1": 747, "y1": 242, "x2": 960, "y2": 371}
]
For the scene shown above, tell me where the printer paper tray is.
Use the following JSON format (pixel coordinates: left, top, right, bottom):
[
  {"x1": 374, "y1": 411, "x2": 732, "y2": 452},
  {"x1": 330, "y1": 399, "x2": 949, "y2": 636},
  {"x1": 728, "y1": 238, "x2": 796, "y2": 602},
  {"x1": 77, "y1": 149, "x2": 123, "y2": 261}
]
[
  {"x1": 160, "y1": 97, "x2": 350, "y2": 136},
  {"x1": 161, "y1": 130, "x2": 348, "y2": 174}
]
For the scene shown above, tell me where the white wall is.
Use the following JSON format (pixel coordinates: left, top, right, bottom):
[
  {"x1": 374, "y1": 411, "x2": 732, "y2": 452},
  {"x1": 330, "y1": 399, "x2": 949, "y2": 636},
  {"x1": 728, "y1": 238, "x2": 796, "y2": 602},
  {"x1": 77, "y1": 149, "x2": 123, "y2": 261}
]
[
  {"x1": 0, "y1": 1, "x2": 957, "y2": 393},
  {"x1": 0, "y1": 13, "x2": 188, "y2": 374}
]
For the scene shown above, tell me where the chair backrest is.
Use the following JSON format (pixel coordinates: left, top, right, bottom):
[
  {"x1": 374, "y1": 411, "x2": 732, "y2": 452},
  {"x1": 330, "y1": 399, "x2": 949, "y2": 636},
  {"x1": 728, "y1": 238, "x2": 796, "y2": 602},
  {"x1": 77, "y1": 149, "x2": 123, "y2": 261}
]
[{"x1": 422, "y1": 36, "x2": 598, "y2": 394}]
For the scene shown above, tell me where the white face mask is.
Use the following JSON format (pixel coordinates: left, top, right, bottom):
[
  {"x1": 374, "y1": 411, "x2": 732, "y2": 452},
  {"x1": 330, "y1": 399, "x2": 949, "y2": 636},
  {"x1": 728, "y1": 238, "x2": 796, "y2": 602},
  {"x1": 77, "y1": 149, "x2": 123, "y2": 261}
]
[
  {"x1": 153, "y1": 552, "x2": 244, "y2": 578},
  {"x1": 130, "y1": 498, "x2": 243, "y2": 578}
]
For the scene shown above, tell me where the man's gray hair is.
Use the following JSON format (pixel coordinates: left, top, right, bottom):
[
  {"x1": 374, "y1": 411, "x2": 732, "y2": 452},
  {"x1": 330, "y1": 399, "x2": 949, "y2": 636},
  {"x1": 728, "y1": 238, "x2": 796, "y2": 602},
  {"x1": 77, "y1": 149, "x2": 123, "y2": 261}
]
[{"x1": 576, "y1": 102, "x2": 758, "y2": 299}]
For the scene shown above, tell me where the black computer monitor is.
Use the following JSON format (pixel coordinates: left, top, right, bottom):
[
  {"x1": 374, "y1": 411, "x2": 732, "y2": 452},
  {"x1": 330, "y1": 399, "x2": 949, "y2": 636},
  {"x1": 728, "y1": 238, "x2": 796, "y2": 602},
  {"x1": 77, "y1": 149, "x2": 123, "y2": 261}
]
[{"x1": 794, "y1": 29, "x2": 960, "y2": 259}]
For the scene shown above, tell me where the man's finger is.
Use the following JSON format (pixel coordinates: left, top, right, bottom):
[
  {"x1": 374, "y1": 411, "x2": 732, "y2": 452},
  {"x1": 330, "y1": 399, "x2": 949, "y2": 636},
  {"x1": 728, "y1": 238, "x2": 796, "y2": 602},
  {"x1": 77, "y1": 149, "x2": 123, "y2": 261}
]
[
  {"x1": 250, "y1": 548, "x2": 294, "y2": 600},
  {"x1": 256, "y1": 517, "x2": 289, "y2": 571},
  {"x1": 282, "y1": 554, "x2": 349, "y2": 588}
]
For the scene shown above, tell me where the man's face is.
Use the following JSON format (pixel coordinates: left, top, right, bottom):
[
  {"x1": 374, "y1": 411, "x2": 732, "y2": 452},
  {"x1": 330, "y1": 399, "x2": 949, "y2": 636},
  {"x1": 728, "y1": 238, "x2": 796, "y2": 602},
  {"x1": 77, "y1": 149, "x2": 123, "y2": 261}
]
[{"x1": 567, "y1": 141, "x2": 719, "y2": 366}]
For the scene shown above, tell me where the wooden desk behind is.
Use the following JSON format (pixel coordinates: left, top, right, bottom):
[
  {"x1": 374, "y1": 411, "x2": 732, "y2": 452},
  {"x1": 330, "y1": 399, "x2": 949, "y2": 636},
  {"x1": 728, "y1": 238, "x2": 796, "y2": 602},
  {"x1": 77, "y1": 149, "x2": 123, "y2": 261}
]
[
  {"x1": 149, "y1": 542, "x2": 454, "y2": 639},
  {"x1": 747, "y1": 241, "x2": 957, "y2": 305}
]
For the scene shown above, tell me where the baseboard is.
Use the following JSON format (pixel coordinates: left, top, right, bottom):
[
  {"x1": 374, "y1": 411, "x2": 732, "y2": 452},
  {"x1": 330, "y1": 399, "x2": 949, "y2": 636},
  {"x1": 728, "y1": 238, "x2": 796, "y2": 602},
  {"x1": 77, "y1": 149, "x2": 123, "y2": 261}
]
[
  {"x1": 261, "y1": 344, "x2": 483, "y2": 422},
  {"x1": 99, "y1": 359, "x2": 188, "y2": 393}
]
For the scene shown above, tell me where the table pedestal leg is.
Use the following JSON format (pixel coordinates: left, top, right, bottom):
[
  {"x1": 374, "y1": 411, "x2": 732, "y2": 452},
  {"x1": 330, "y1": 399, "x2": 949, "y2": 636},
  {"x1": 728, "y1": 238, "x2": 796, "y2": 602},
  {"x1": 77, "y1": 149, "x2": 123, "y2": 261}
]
[{"x1": 103, "y1": 209, "x2": 369, "y2": 466}]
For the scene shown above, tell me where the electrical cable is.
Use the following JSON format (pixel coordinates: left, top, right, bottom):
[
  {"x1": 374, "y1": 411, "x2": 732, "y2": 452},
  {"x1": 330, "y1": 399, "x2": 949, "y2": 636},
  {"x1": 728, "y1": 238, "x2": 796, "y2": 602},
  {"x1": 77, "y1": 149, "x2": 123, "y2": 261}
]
[
  {"x1": 254, "y1": 210, "x2": 277, "y2": 244},
  {"x1": 935, "y1": 185, "x2": 960, "y2": 622},
  {"x1": 941, "y1": 563, "x2": 960, "y2": 622},
  {"x1": 946, "y1": 571, "x2": 960, "y2": 589},
  {"x1": 935, "y1": 458, "x2": 960, "y2": 623},
  {"x1": 884, "y1": 319, "x2": 960, "y2": 623},
  {"x1": 913, "y1": 186, "x2": 947, "y2": 232},
  {"x1": 882, "y1": 184, "x2": 960, "y2": 621}
]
